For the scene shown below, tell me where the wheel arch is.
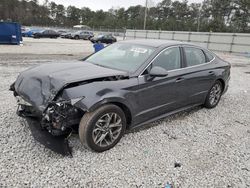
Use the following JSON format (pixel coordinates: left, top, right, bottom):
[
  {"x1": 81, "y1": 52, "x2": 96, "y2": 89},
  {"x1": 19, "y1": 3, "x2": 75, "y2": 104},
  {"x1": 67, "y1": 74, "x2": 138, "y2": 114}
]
[
  {"x1": 109, "y1": 102, "x2": 132, "y2": 128},
  {"x1": 216, "y1": 78, "x2": 225, "y2": 92},
  {"x1": 79, "y1": 98, "x2": 133, "y2": 129}
]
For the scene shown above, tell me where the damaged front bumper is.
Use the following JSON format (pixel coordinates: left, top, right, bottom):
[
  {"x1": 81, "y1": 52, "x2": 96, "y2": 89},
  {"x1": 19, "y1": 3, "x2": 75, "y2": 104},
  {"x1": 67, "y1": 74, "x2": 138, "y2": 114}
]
[
  {"x1": 24, "y1": 117, "x2": 72, "y2": 156},
  {"x1": 15, "y1": 96, "x2": 83, "y2": 156}
]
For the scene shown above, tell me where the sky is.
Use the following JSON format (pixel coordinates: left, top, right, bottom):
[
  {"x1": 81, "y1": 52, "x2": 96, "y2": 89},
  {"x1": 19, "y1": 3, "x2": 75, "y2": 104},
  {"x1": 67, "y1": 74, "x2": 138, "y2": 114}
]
[{"x1": 38, "y1": 0, "x2": 203, "y2": 11}]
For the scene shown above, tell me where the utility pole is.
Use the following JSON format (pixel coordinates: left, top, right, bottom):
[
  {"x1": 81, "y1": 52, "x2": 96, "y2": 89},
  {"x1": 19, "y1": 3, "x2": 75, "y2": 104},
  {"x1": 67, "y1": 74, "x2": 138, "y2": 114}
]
[
  {"x1": 197, "y1": 8, "x2": 201, "y2": 32},
  {"x1": 197, "y1": 1, "x2": 204, "y2": 32},
  {"x1": 143, "y1": 0, "x2": 148, "y2": 30}
]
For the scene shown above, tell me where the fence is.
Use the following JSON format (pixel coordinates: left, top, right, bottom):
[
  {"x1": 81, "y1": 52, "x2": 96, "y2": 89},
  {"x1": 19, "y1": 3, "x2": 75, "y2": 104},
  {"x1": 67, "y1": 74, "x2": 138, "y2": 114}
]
[{"x1": 125, "y1": 30, "x2": 250, "y2": 54}]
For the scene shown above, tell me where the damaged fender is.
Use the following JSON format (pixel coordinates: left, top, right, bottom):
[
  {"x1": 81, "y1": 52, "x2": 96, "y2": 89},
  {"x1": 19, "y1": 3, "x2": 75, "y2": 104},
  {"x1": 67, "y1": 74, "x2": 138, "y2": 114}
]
[{"x1": 61, "y1": 78, "x2": 139, "y2": 120}]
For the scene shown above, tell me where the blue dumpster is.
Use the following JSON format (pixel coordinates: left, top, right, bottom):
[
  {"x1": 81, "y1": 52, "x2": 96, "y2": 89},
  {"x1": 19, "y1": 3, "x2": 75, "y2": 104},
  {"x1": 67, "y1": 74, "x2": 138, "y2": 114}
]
[{"x1": 0, "y1": 22, "x2": 23, "y2": 45}]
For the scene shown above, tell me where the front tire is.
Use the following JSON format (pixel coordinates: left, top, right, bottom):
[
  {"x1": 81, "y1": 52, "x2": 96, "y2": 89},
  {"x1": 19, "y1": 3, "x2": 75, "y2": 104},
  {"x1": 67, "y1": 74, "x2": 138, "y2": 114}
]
[
  {"x1": 79, "y1": 104, "x2": 126, "y2": 152},
  {"x1": 204, "y1": 81, "x2": 223, "y2": 108}
]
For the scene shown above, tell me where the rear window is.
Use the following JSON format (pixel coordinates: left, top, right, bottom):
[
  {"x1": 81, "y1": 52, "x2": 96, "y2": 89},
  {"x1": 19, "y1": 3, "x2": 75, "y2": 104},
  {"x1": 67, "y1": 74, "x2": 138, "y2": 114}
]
[{"x1": 184, "y1": 47, "x2": 206, "y2": 67}]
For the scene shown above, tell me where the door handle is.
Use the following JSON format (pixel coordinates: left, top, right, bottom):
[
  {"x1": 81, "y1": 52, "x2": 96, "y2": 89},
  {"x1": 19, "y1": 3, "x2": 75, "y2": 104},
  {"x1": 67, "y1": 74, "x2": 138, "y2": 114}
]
[
  {"x1": 176, "y1": 77, "x2": 185, "y2": 83},
  {"x1": 209, "y1": 71, "x2": 215, "y2": 75}
]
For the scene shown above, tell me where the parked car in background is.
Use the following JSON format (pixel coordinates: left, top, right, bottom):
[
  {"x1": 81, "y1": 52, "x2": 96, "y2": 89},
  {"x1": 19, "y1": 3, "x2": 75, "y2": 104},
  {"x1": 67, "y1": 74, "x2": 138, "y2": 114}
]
[
  {"x1": 70, "y1": 31, "x2": 94, "y2": 40},
  {"x1": 73, "y1": 25, "x2": 91, "y2": 30},
  {"x1": 22, "y1": 29, "x2": 42, "y2": 37},
  {"x1": 82, "y1": 31, "x2": 94, "y2": 40},
  {"x1": 56, "y1": 30, "x2": 67, "y2": 35},
  {"x1": 33, "y1": 30, "x2": 60, "y2": 38},
  {"x1": 90, "y1": 34, "x2": 117, "y2": 44},
  {"x1": 10, "y1": 40, "x2": 230, "y2": 153},
  {"x1": 21, "y1": 27, "x2": 26, "y2": 32},
  {"x1": 60, "y1": 31, "x2": 73, "y2": 38}
]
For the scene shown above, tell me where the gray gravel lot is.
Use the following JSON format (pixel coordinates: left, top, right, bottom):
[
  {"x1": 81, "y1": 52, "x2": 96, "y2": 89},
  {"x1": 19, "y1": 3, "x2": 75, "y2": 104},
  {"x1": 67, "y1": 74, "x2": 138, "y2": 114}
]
[{"x1": 0, "y1": 39, "x2": 250, "y2": 187}]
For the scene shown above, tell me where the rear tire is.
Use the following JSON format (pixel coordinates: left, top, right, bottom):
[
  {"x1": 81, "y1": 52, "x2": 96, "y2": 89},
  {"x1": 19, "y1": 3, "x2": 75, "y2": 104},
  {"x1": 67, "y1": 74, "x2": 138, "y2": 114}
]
[
  {"x1": 74, "y1": 35, "x2": 79, "y2": 40},
  {"x1": 204, "y1": 80, "x2": 223, "y2": 108},
  {"x1": 79, "y1": 104, "x2": 126, "y2": 152}
]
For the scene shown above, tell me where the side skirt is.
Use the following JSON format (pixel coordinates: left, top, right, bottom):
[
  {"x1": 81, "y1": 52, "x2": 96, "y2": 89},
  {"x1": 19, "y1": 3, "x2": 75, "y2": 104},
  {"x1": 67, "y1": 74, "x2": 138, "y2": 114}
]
[{"x1": 129, "y1": 103, "x2": 203, "y2": 130}]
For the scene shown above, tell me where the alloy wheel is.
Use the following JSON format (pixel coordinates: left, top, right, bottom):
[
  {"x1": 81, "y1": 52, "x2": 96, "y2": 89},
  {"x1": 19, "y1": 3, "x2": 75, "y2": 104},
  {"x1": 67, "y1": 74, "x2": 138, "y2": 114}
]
[
  {"x1": 92, "y1": 113, "x2": 123, "y2": 147},
  {"x1": 209, "y1": 83, "x2": 222, "y2": 106}
]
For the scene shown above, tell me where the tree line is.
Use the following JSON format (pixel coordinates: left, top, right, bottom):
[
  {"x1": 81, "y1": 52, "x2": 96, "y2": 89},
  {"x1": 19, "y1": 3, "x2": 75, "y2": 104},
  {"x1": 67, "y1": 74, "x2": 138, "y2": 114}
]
[{"x1": 0, "y1": 0, "x2": 249, "y2": 32}]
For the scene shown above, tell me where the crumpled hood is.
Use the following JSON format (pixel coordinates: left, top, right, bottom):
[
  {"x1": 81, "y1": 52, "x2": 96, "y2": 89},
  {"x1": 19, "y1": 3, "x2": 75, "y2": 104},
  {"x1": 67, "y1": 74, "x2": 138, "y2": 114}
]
[{"x1": 14, "y1": 61, "x2": 127, "y2": 110}]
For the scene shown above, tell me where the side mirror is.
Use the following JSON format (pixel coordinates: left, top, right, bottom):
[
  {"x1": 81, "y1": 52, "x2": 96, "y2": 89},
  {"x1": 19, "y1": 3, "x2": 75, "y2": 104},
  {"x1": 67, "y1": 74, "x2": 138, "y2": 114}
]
[{"x1": 149, "y1": 66, "x2": 168, "y2": 77}]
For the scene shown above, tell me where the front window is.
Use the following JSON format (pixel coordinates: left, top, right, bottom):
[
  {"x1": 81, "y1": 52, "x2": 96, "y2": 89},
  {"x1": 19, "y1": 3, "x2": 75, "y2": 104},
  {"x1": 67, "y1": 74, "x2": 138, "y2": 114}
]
[
  {"x1": 86, "y1": 43, "x2": 155, "y2": 72},
  {"x1": 152, "y1": 47, "x2": 181, "y2": 71}
]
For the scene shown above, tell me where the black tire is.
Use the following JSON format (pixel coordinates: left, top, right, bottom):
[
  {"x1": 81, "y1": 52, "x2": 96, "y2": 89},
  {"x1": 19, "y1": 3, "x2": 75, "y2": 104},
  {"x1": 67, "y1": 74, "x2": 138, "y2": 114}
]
[
  {"x1": 79, "y1": 104, "x2": 126, "y2": 152},
  {"x1": 204, "y1": 80, "x2": 223, "y2": 108},
  {"x1": 74, "y1": 35, "x2": 79, "y2": 40}
]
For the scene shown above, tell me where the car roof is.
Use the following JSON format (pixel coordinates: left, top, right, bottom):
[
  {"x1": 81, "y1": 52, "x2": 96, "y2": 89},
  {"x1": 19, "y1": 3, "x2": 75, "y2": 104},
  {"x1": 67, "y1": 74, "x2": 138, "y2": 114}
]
[{"x1": 120, "y1": 39, "x2": 189, "y2": 48}]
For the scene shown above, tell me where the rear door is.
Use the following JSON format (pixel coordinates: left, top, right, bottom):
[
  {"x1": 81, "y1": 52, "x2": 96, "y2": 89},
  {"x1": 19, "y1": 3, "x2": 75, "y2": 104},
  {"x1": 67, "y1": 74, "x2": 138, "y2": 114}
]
[
  {"x1": 43, "y1": 30, "x2": 50, "y2": 38},
  {"x1": 180, "y1": 46, "x2": 216, "y2": 105},
  {"x1": 80, "y1": 32, "x2": 85, "y2": 38},
  {"x1": 50, "y1": 30, "x2": 57, "y2": 37}
]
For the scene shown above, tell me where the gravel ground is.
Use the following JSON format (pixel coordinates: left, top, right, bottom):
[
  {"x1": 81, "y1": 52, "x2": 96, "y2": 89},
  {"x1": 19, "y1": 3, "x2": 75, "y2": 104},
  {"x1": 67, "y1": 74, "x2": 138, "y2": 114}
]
[{"x1": 0, "y1": 39, "x2": 250, "y2": 187}]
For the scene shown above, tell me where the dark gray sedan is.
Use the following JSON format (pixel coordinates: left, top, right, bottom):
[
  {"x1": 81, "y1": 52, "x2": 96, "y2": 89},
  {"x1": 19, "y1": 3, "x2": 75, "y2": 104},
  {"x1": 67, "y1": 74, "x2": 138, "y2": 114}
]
[
  {"x1": 33, "y1": 30, "x2": 60, "y2": 38},
  {"x1": 11, "y1": 40, "x2": 230, "y2": 154}
]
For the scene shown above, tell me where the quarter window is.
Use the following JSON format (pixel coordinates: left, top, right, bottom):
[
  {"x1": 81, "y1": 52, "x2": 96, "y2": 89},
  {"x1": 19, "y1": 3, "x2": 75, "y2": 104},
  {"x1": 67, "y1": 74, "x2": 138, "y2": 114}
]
[
  {"x1": 204, "y1": 50, "x2": 214, "y2": 62},
  {"x1": 152, "y1": 47, "x2": 181, "y2": 71},
  {"x1": 184, "y1": 47, "x2": 206, "y2": 67}
]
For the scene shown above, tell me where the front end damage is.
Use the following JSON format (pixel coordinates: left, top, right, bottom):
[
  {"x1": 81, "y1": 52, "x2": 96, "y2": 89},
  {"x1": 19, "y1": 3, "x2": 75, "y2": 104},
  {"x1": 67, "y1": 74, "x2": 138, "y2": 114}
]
[
  {"x1": 10, "y1": 62, "x2": 128, "y2": 156},
  {"x1": 42, "y1": 100, "x2": 83, "y2": 136},
  {"x1": 15, "y1": 95, "x2": 84, "y2": 156},
  {"x1": 11, "y1": 82, "x2": 85, "y2": 156}
]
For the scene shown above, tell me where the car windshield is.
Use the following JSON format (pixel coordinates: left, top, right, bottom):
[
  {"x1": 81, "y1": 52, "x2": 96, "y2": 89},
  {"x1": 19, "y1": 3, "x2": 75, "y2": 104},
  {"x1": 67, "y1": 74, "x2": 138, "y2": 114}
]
[{"x1": 86, "y1": 43, "x2": 155, "y2": 73}]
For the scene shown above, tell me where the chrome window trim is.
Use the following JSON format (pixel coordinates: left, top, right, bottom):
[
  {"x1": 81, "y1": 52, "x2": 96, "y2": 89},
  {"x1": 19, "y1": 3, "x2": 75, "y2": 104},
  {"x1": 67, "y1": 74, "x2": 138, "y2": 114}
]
[{"x1": 138, "y1": 45, "x2": 215, "y2": 77}]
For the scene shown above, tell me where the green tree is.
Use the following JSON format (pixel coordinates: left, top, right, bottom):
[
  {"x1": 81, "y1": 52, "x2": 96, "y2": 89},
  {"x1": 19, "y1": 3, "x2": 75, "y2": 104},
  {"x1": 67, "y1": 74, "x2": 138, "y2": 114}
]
[
  {"x1": 0, "y1": 0, "x2": 249, "y2": 33},
  {"x1": 66, "y1": 6, "x2": 81, "y2": 26}
]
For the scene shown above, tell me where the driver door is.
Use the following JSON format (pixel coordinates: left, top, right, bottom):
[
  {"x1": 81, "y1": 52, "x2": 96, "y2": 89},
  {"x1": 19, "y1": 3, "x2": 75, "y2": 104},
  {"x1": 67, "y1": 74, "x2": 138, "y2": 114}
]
[{"x1": 134, "y1": 46, "x2": 186, "y2": 125}]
